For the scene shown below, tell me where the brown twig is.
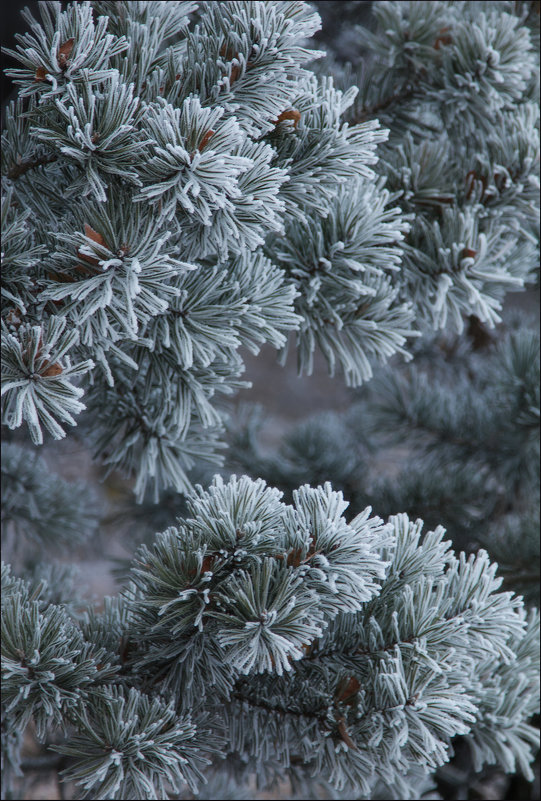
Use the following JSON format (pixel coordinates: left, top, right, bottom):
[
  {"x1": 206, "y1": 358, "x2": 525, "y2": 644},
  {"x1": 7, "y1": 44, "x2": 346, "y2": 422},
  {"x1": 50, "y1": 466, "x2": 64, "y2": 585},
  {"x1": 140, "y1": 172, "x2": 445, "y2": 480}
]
[{"x1": 7, "y1": 153, "x2": 58, "y2": 180}]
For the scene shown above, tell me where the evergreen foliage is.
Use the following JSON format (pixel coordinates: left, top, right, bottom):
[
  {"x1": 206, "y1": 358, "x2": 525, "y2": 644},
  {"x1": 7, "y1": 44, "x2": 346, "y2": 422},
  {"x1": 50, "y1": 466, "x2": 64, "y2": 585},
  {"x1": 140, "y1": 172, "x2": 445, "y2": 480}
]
[
  {"x1": 318, "y1": 0, "x2": 539, "y2": 331},
  {"x1": 2, "y1": 477, "x2": 540, "y2": 800},
  {"x1": 2, "y1": 0, "x2": 538, "y2": 499}
]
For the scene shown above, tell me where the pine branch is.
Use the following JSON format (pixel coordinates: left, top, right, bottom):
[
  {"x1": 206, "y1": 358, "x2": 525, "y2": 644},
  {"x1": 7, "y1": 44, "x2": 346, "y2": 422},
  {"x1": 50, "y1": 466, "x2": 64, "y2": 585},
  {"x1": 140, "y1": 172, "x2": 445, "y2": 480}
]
[
  {"x1": 20, "y1": 754, "x2": 66, "y2": 772},
  {"x1": 355, "y1": 82, "x2": 418, "y2": 122},
  {"x1": 230, "y1": 689, "x2": 330, "y2": 724}
]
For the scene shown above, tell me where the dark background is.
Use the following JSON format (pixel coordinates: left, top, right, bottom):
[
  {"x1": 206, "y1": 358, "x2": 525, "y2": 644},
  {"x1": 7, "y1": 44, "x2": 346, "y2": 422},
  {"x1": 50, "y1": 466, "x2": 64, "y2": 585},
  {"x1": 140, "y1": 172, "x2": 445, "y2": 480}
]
[{"x1": 1, "y1": 0, "x2": 37, "y2": 104}]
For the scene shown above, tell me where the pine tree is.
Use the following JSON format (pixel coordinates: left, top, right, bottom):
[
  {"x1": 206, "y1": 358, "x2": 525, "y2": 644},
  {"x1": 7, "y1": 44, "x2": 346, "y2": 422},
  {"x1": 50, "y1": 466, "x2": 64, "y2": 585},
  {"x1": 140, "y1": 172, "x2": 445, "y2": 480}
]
[{"x1": 1, "y1": 1, "x2": 539, "y2": 799}]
